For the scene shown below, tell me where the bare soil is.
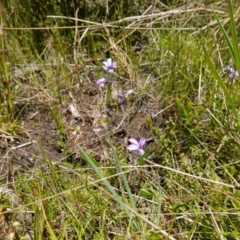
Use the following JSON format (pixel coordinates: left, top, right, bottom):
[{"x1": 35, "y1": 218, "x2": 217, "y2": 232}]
[{"x1": 0, "y1": 70, "x2": 166, "y2": 179}]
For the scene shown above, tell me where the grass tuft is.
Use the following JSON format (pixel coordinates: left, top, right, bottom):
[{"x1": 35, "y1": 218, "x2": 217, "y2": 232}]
[{"x1": 1, "y1": 0, "x2": 240, "y2": 239}]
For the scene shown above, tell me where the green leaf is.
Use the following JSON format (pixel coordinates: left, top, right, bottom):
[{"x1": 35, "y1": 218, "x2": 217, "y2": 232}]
[
  {"x1": 140, "y1": 188, "x2": 152, "y2": 198},
  {"x1": 81, "y1": 153, "x2": 100, "y2": 168},
  {"x1": 138, "y1": 149, "x2": 150, "y2": 165}
]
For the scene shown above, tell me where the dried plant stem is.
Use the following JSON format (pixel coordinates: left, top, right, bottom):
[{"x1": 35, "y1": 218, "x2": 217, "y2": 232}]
[{"x1": 0, "y1": 4, "x2": 14, "y2": 117}]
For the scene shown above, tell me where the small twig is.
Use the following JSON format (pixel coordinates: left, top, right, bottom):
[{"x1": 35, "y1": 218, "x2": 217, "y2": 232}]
[
  {"x1": 73, "y1": 8, "x2": 79, "y2": 63},
  {"x1": 11, "y1": 141, "x2": 34, "y2": 150},
  {"x1": 152, "y1": 103, "x2": 174, "y2": 118}
]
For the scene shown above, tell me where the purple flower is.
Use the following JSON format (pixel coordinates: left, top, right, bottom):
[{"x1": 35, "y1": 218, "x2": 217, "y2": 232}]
[
  {"x1": 229, "y1": 68, "x2": 239, "y2": 80},
  {"x1": 127, "y1": 137, "x2": 146, "y2": 155},
  {"x1": 126, "y1": 89, "x2": 134, "y2": 95},
  {"x1": 117, "y1": 89, "x2": 134, "y2": 105},
  {"x1": 103, "y1": 58, "x2": 117, "y2": 73},
  {"x1": 117, "y1": 93, "x2": 125, "y2": 102},
  {"x1": 96, "y1": 78, "x2": 106, "y2": 87},
  {"x1": 93, "y1": 125, "x2": 105, "y2": 132},
  {"x1": 225, "y1": 65, "x2": 239, "y2": 82}
]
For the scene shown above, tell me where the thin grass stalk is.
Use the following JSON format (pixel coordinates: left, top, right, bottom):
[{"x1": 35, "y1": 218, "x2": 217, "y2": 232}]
[
  {"x1": 214, "y1": 15, "x2": 234, "y2": 63},
  {"x1": 155, "y1": 174, "x2": 162, "y2": 226},
  {"x1": 40, "y1": 201, "x2": 58, "y2": 240},
  {"x1": 107, "y1": 133, "x2": 137, "y2": 211},
  {"x1": 203, "y1": 46, "x2": 238, "y2": 120},
  {"x1": 34, "y1": 205, "x2": 44, "y2": 240},
  {"x1": 214, "y1": 1, "x2": 240, "y2": 69},
  {"x1": 0, "y1": 4, "x2": 14, "y2": 117},
  {"x1": 228, "y1": 0, "x2": 240, "y2": 70},
  {"x1": 107, "y1": 132, "x2": 141, "y2": 230},
  {"x1": 77, "y1": 145, "x2": 139, "y2": 229}
]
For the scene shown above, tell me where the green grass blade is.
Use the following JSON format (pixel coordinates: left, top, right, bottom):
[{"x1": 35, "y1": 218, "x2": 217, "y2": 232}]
[
  {"x1": 228, "y1": 0, "x2": 240, "y2": 69},
  {"x1": 215, "y1": 1, "x2": 240, "y2": 71},
  {"x1": 203, "y1": 45, "x2": 238, "y2": 119},
  {"x1": 155, "y1": 175, "x2": 162, "y2": 226},
  {"x1": 215, "y1": 14, "x2": 234, "y2": 61},
  {"x1": 34, "y1": 206, "x2": 44, "y2": 240},
  {"x1": 107, "y1": 133, "x2": 137, "y2": 211},
  {"x1": 77, "y1": 145, "x2": 139, "y2": 228},
  {"x1": 40, "y1": 202, "x2": 58, "y2": 240}
]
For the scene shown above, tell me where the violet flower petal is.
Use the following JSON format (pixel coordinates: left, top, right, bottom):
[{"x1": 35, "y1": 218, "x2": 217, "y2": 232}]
[
  {"x1": 126, "y1": 89, "x2": 134, "y2": 95},
  {"x1": 128, "y1": 138, "x2": 139, "y2": 146},
  {"x1": 93, "y1": 125, "x2": 105, "y2": 132},
  {"x1": 127, "y1": 144, "x2": 139, "y2": 151},
  {"x1": 137, "y1": 149, "x2": 145, "y2": 155},
  {"x1": 96, "y1": 78, "x2": 106, "y2": 87},
  {"x1": 127, "y1": 137, "x2": 146, "y2": 155},
  {"x1": 117, "y1": 94, "x2": 124, "y2": 101},
  {"x1": 103, "y1": 59, "x2": 109, "y2": 66},
  {"x1": 102, "y1": 58, "x2": 117, "y2": 73},
  {"x1": 225, "y1": 64, "x2": 239, "y2": 81},
  {"x1": 139, "y1": 137, "x2": 146, "y2": 147}
]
